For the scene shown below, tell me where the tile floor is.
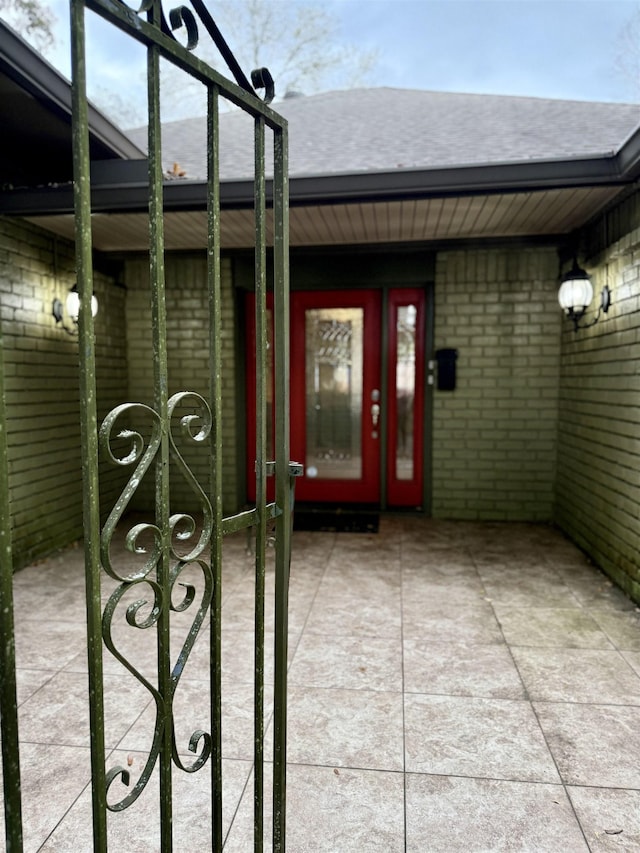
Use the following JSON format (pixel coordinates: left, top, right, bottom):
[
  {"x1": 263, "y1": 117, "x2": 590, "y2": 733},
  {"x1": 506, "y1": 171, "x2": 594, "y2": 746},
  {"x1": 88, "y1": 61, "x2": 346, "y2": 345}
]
[{"x1": 3, "y1": 517, "x2": 640, "y2": 851}]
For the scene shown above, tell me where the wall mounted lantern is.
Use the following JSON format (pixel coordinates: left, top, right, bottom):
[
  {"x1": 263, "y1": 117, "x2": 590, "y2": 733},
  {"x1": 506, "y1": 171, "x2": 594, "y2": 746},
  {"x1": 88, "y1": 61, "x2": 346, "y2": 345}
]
[
  {"x1": 52, "y1": 284, "x2": 98, "y2": 334},
  {"x1": 558, "y1": 260, "x2": 611, "y2": 332}
]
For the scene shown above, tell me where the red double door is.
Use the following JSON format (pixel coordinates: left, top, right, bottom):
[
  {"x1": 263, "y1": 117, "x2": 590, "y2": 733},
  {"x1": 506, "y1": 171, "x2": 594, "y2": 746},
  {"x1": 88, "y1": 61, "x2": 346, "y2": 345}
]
[{"x1": 247, "y1": 288, "x2": 426, "y2": 509}]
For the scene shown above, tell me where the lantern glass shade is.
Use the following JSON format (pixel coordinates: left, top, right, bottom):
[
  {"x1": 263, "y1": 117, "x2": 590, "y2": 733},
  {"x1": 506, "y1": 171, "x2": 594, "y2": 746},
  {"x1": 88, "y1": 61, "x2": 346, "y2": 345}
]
[
  {"x1": 66, "y1": 286, "x2": 98, "y2": 321},
  {"x1": 558, "y1": 270, "x2": 593, "y2": 314}
]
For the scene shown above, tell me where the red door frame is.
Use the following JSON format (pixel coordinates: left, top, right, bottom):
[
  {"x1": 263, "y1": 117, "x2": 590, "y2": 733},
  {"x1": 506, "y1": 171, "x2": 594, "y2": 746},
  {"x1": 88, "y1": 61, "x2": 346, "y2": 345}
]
[
  {"x1": 245, "y1": 293, "x2": 275, "y2": 503},
  {"x1": 245, "y1": 287, "x2": 426, "y2": 508}
]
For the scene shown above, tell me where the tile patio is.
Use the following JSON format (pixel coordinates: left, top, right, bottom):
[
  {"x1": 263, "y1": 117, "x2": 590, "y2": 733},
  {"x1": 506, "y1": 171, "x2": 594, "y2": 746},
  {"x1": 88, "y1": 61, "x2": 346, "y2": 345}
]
[{"x1": 3, "y1": 517, "x2": 640, "y2": 851}]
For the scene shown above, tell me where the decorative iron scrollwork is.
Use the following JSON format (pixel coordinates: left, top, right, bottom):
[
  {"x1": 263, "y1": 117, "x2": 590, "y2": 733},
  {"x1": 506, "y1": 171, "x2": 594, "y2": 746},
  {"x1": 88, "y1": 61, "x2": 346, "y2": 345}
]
[
  {"x1": 99, "y1": 392, "x2": 215, "y2": 812},
  {"x1": 117, "y1": 0, "x2": 275, "y2": 102}
]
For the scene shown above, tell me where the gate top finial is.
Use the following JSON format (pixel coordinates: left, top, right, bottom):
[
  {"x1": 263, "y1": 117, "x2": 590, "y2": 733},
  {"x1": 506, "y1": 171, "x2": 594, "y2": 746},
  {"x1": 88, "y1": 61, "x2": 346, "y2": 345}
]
[{"x1": 156, "y1": 0, "x2": 275, "y2": 103}]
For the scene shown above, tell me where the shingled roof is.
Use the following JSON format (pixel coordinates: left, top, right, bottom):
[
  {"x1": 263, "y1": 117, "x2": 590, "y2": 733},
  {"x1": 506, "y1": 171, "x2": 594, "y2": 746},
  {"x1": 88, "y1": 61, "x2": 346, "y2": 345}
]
[{"x1": 129, "y1": 87, "x2": 640, "y2": 182}]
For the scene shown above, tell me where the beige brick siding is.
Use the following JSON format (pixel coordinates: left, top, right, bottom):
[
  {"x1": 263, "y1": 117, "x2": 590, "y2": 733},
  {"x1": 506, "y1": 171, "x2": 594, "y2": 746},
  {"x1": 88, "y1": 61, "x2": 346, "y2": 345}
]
[
  {"x1": 0, "y1": 216, "x2": 127, "y2": 567},
  {"x1": 125, "y1": 254, "x2": 240, "y2": 514},
  {"x1": 555, "y1": 242, "x2": 640, "y2": 601},
  {"x1": 432, "y1": 246, "x2": 561, "y2": 520}
]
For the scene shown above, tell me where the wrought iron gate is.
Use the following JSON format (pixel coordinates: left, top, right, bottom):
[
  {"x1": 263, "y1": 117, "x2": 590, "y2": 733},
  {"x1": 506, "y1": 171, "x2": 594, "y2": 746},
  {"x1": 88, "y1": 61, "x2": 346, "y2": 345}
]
[{"x1": 0, "y1": 0, "x2": 298, "y2": 849}]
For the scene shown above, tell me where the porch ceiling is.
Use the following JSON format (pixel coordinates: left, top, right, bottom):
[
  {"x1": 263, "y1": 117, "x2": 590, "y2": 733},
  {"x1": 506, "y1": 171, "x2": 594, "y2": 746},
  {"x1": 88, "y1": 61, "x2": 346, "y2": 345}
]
[{"x1": 26, "y1": 184, "x2": 621, "y2": 252}]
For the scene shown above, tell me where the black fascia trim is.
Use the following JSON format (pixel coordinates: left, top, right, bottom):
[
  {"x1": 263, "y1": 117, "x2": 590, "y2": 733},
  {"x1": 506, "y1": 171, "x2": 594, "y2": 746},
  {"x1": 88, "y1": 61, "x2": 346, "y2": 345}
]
[
  {"x1": 294, "y1": 157, "x2": 623, "y2": 202},
  {"x1": 174, "y1": 154, "x2": 626, "y2": 209},
  {"x1": 0, "y1": 150, "x2": 629, "y2": 216},
  {"x1": 0, "y1": 21, "x2": 144, "y2": 161},
  {"x1": 615, "y1": 123, "x2": 640, "y2": 180}
]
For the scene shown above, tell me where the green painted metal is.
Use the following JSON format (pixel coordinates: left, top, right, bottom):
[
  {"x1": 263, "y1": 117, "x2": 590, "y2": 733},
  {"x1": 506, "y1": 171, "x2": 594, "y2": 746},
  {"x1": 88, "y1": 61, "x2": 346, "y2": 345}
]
[
  {"x1": 207, "y1": 82, "x2": 224, "y2": 851},
  {"x1": 272, "y1": 122, "x2": 292, "y2": 853},
  {"x1": 70, "y1": 1, "x2": 109, "y2": 849},
  {"x1": 0, "y1": 270, "x2": 23, "y2": 853},
  {"x1": 146, "y1": 6, "x2": 175, "y2": 846},
  {"x1": 254, "y1": 113, "x2": 268, "y2": 852},
  {"x1": 67, "y1": 1, "x2": 295, "y2": 850}
]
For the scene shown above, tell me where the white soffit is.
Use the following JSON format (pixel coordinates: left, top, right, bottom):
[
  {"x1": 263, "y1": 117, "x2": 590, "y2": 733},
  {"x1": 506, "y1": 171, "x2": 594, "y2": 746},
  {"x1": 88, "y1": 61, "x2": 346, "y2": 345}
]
[{"x1": 26, "y1": 185, "x2": 621, "y2": 252}]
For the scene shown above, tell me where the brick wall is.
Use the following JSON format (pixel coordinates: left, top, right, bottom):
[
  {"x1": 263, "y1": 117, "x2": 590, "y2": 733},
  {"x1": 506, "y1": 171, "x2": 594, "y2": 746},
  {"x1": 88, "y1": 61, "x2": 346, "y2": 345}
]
[
  {"x1": 555, "y1": 236, "x2": 640, "y2": 601},
  {"x1": 5, "y1": 207, "x2": 639, "y2": 599},
  {"x1": 432, "y1": 246, "x2": 561, "y2": 520},
  {"x1": 0, "y1": 216, "x2": 128, "y2": 567},
  {"x1": 124, "y1": 253, "x2": 240, "y2": 514}
]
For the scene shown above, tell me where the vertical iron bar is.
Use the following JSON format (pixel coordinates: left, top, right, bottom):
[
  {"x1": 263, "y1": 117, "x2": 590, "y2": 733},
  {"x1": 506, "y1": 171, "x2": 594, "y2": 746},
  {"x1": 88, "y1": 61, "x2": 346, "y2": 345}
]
[
  {"x1": 70, "y1": 0, "x2": 108, "y2": 848},
  {"x1": 0, "y1": 291, "x2": 23, "y2": 853},
  {"x1": 272, "y1": 122, "x2": 290, "y2": 853},
  {"x1": 206, "y1": 82, "x2": 224, "y2": 850},
  {"x1": 146, "y1": 12, "x2": 172, "y2": 850},
  {"x1": 253, "y1": 114, "x2": 268, "y2": 852}
]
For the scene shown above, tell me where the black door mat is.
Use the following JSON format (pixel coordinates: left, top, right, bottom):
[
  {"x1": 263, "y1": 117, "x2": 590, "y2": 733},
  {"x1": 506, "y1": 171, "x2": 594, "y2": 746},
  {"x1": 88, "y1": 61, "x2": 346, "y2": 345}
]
[{"x1": 293, "y1": 509, "x2": 379, "y2": 533}]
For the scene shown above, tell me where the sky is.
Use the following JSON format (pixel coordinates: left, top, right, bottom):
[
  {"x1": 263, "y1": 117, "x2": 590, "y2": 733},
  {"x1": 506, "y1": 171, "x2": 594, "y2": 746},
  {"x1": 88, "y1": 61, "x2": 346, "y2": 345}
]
[
  {"x1": 346, "y1": 0, "x2": 640, "y2": 102},
  {"x1": 9, "y1": 0, "x2": 640, "y2": 122}
]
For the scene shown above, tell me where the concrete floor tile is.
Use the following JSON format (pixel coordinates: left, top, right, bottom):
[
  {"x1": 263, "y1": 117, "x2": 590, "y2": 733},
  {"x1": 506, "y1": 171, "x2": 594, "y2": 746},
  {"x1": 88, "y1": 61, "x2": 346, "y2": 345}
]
[
  {"x1": 568, "y1": 786, "x2": 640, "y2": 851},
  {"x1": 560, "y1": 571, "x2": 637, "y2": 612},
  {"x1": 331, "y1": 531, "x2": 399, "y2": 556},
  {"x1": 64, "y1": 635, "x2": 158, "y2": 678},
  {"x1": 403, "y1": 572, "x2": 488, "y2": 606},
  {"x1": 8, "y1": 518, "x2": 640, "y2": 850},
  {"x1": 13, "y1": 550, "x2": 86, "y2": 592},
  {"x1": 224, "y1": 763, "x2": 405, "y2": 852},
  {"x1": 401, "y1": 556, "x2": 479, "y2": 578},
  {"x1": 287, "y1": 558, "x2": 332, "y2": 580},
  {"x1": 119, "y1": 677, "x2": 273, "y2": 761},
  {"x1": 404, "y1": 694, "x2": 559, "y2": 782},
  {"x1": 483, "y1": 575, "x2": 579, "y2": 608},
  {"x1": 403, "y1": 601, "x2": 504, "y2": 644},
  {"x1": 544, "y1": 541, "x2": 595, "y2": 568},
  {"x1": 289, "y1": 633, "x2": 403, "y2": 692},
  {"x1": 404, "y1": 640, "x2": 525, "y2": 698},
  {"x1": 64, "y1": 603, "x2": 216, "y2": 681},
  {"x1": 535, "y1": 702, "x2": 640, "y2": 788},
  {"x1": 12, "y1": 577, "x2": 88, "y2": 623},
  {"x1": 221, "y1": 587, "x2": 314, "y2": 638},
  {"x1": 216, "y1": 627, "x2": 299, "y2": 685},
  {"x1": 495, "y1": 607, "x2": 614, "y2": 648},
  {"x1": 289, "y1": 531, "x2": 337, "y2": 565},
  {"x1": 406, "y1": 774, "x2": 588, "y2": 852},
  {"x1": 284, "y1": 686, "x2": 404, "y2": 771},
  {"x1": 16, "y1": 668, "x2": 54, "y2": 705},
  {"x1": 304, "y1": 593, "x2": 402, "y2": 639},
  {"x1": 39, "y1": 753, "x2": 251, "y2": 851},
  {"x1": 400, "y1": 518, "x2": 462, "y2": 546},
  {"x1": 402, "y1": 551, "x2": 476, "y2": 574},
  {"x1": 621, "y1": 650, "x2": 640, "y2": 678},
  {"x1": 477, "y1": 562, "x2": 561, "y2": 582},
  {"x1": 591, "y1": 609, "x2": 640, "y2": 650},
  {"x1": 0, "y1": 742, "x2": 91, "y2": 853},
  {"x1": 512, "y1": 647, "x2": 640, "y2": 704},
  {"x1": 18, "y1": 670, "x2": 152, "y2": 749},
  {"x1": 319, "y1": 562, "x2": 401, "y2": 598},
  {"x1": 15, "y1": 618, "x2": 87, "y2": 671}
]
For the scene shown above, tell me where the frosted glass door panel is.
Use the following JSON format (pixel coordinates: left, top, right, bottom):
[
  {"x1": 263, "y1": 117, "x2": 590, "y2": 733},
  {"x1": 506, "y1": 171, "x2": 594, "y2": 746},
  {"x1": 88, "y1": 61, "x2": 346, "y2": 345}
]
[
  {"x1": 395, "y1": 304, "x2": 416, "y2": 481},
  {"x1": 304, "y1": 308, "x2": 363, "y2": 480}
]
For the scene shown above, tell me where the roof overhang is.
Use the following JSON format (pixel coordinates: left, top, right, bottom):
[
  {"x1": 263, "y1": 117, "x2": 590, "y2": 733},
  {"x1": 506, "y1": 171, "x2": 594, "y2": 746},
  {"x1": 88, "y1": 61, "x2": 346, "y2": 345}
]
[
  {"x1": 0, "y1": 21, "x2": 144, "y2": 187},
  {"x1": 2, "y1": 16, "x2": 639, "y2": 251},
  {"x1": 2, "y1": 146, "x2": 636, "y2": 251},
  {"x1": 0, "y1": 147, "x2": 632, "y2": 217}
]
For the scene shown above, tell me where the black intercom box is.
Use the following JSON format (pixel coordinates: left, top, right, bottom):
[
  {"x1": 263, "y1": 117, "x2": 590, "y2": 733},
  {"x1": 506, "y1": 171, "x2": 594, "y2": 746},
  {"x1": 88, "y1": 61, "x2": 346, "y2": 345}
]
[{"x1": 435, "y1": 348, "x2": 458, "y2": 391}]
